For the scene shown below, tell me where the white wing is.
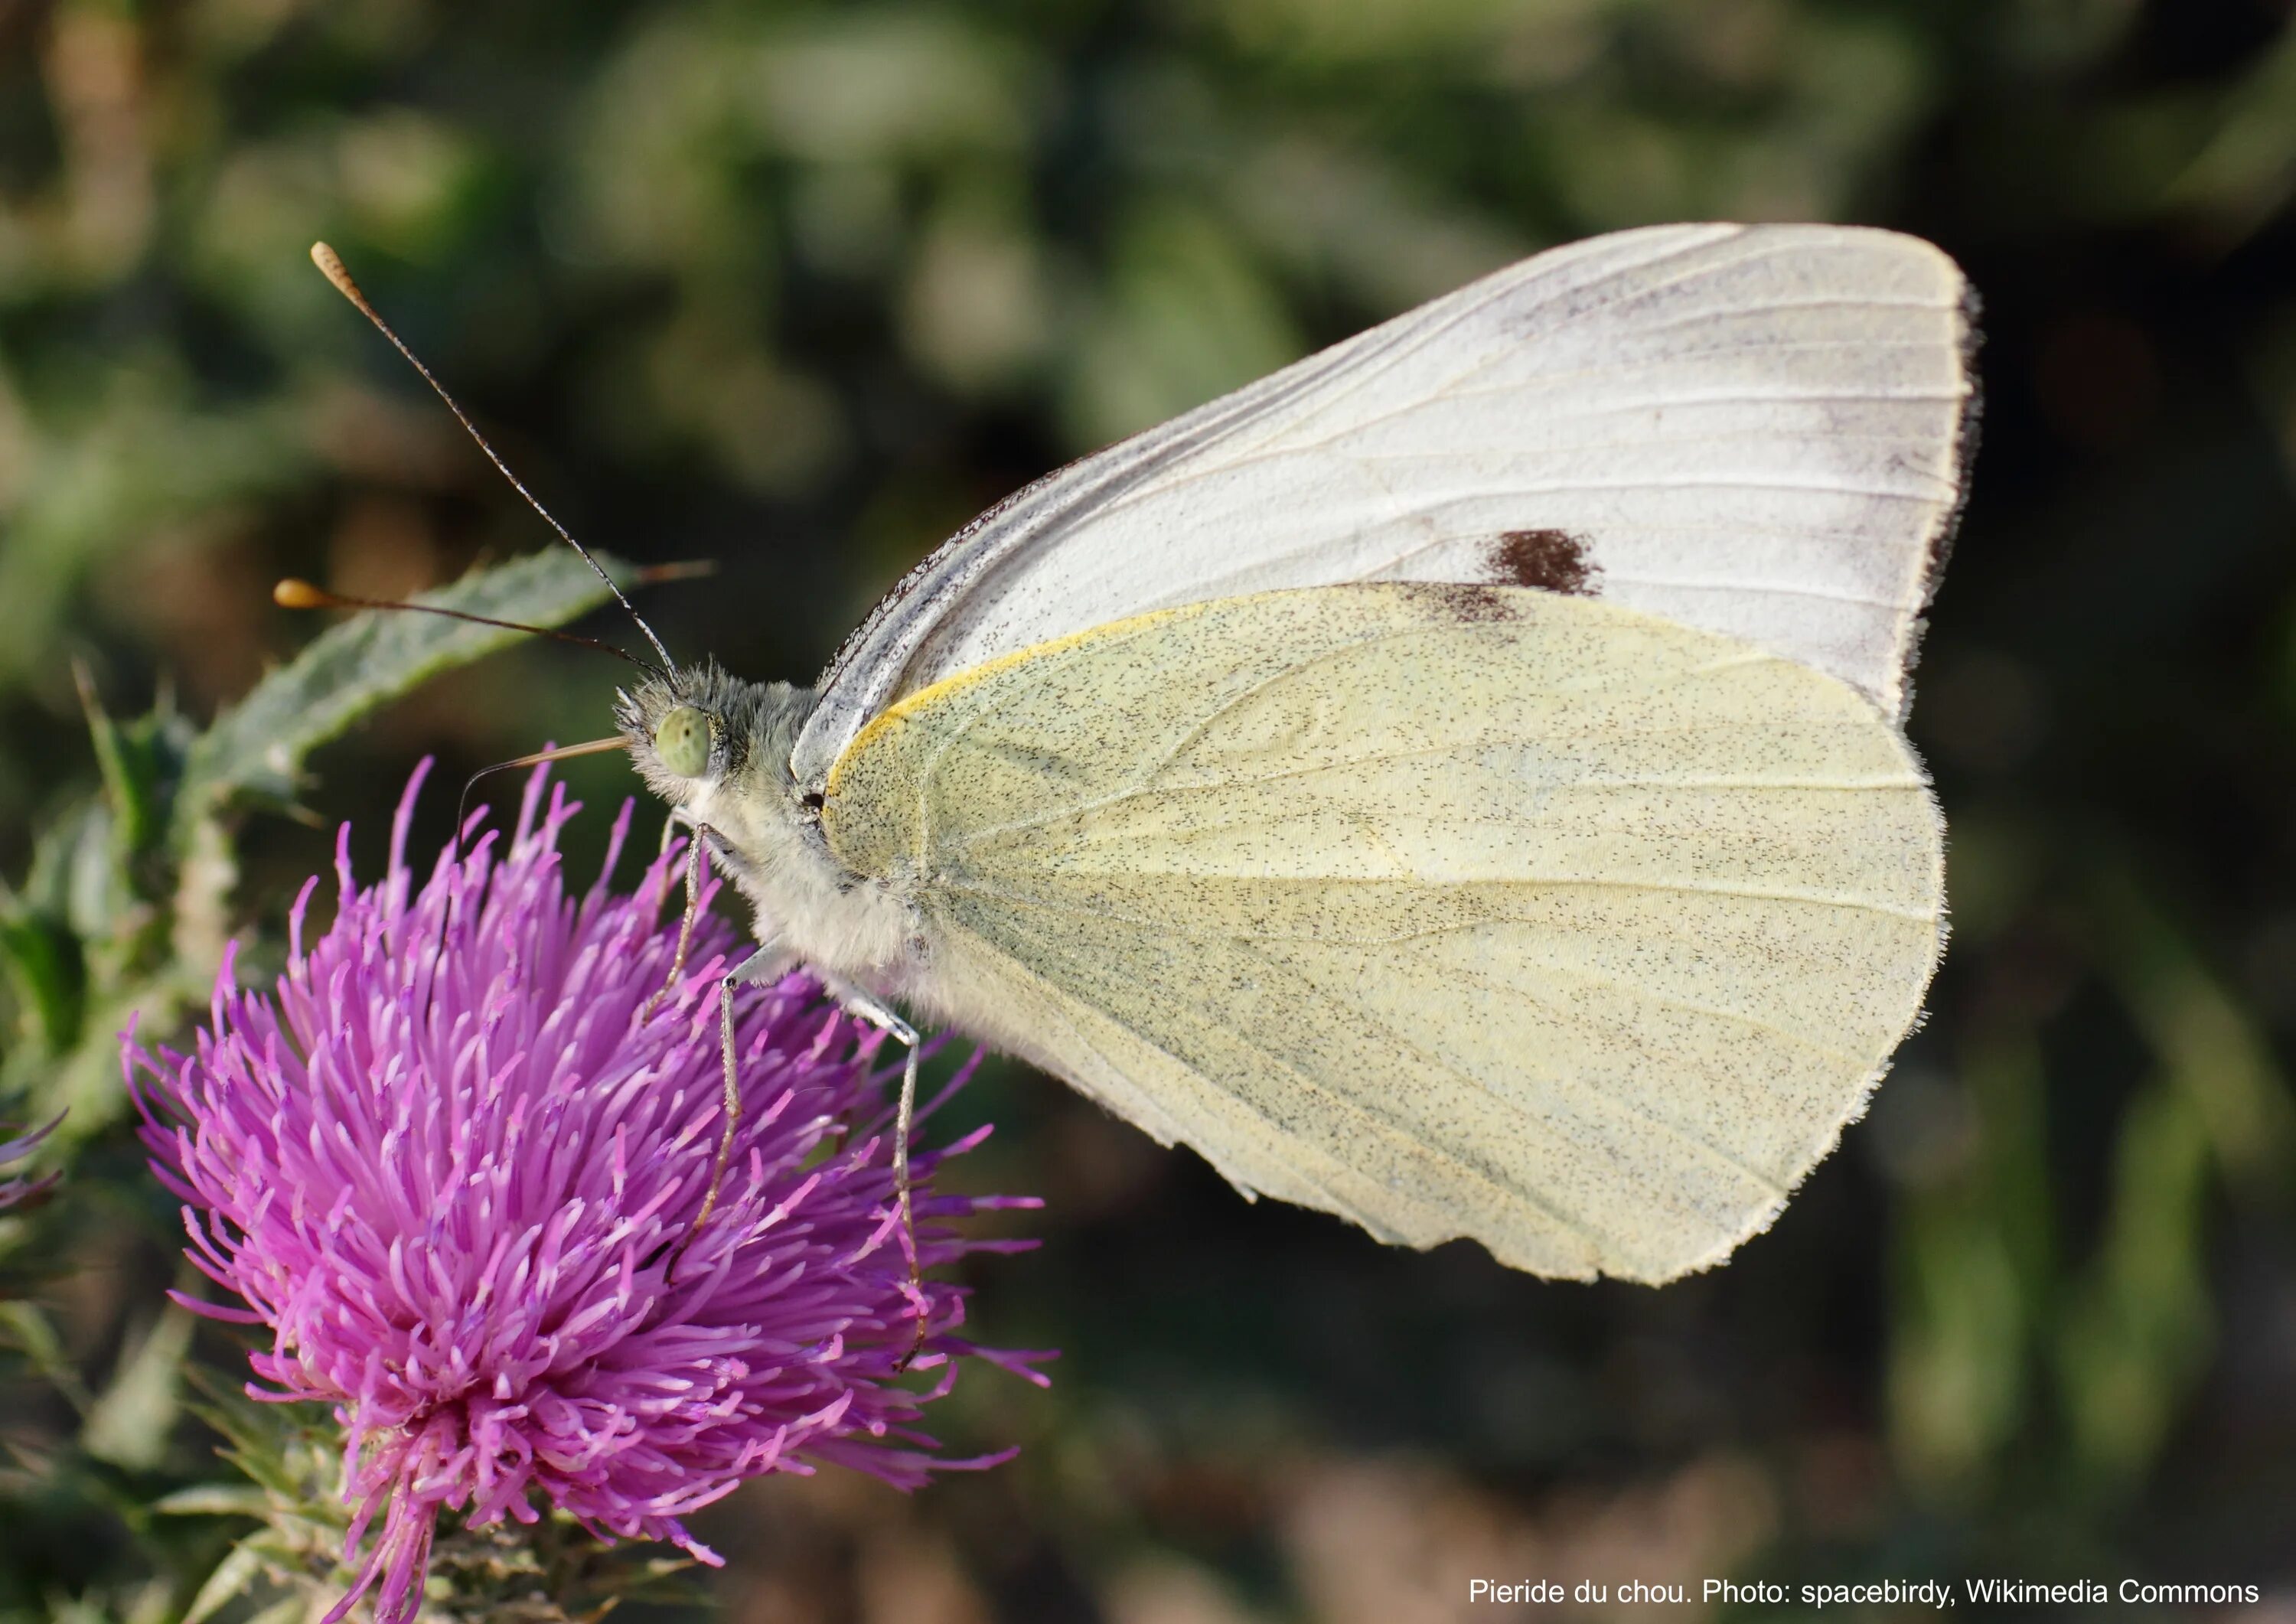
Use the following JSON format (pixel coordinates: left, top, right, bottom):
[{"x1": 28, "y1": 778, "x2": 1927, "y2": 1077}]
[
  {"x1": 821, "y1": 584, "x2": 1945, "y2": 1280},
  {"x1": 793, "y1": 222, "x2": 1975, "y2": 788}
]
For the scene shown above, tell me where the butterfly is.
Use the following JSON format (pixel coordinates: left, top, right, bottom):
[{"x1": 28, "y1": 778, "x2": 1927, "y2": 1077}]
[{"x1": 315, "y1": 221, "x2": 1974, "y2": 1295}]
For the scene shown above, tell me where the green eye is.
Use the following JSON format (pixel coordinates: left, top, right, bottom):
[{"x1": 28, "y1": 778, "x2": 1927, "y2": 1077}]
[{"x1": 653, "y1": 706, "x2": 712, "y2": 778}]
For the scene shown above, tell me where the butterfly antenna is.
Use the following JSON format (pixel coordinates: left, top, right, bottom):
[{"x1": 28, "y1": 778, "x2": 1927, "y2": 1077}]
[
  {"x1": 273, "y1": 579, "x2": 666, "y2": 679},
  {"x1": 308, "y1": 241, "x2": 677, "y2": 673}
]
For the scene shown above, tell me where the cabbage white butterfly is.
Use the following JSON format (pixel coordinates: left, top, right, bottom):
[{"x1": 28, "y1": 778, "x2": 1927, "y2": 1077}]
[{"x1": 317, "y1": 223, "x2": 1972, "y2": 1291}]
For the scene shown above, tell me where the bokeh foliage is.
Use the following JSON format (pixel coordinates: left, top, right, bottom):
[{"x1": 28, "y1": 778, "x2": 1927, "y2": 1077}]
[{"x1": 4, "y1": 0, "x2": 2296, "y2": 1618}]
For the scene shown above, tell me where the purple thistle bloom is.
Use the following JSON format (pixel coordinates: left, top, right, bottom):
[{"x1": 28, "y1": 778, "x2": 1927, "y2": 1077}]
[
  {"x1": 126, "y1": 765, "x2": 1048, "y2": 1624},
  {"x1": 0, "y1": 1114, "x2": 59, "y2": 1208}
]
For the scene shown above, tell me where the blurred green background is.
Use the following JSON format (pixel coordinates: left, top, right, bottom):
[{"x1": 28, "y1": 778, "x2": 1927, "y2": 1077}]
[{"x1": 5, "y1": 0, "x2": 2296, "y2": 1618}]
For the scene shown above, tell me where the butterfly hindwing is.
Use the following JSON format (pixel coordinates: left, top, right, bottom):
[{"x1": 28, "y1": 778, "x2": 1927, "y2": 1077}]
[{"x1": 820, "y1": 583, "x2": 1944, "y2": 1280}]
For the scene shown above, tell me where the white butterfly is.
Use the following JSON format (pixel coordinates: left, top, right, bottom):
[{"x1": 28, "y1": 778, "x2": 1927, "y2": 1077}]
[
  {"x1": 615, "y1": 220, "x2": 1973, "y2": 1286},
  {"x1": 320, "y1": 220, "x2": 1975, "y2": 1289}
]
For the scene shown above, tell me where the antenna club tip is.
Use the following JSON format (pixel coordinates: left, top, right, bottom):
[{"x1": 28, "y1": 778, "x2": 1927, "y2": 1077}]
[
  {"x1": 308, "y1": 241, "x2": 364, "y2": 304},
  {"x1": 274, "y1": 578, "x2": 330, "y2": 610}
]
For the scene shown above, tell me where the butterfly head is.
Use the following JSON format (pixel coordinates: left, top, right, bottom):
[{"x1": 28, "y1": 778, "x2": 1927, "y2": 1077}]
[{"x1": 615, "y1": 664, "x2": 817, "y2": 823}]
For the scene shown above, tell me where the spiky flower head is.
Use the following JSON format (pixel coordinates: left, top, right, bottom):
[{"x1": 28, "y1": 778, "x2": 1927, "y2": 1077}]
[
  {"x1": 127, "y1": 765, "x2": 1046, "y2": 1624},
  {"x1": 0, "y1": 1114, "x2": 57, "y2": 1208}
]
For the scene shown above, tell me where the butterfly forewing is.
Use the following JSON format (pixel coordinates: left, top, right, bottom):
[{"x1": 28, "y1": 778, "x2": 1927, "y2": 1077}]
[{"x1": 794, "y1": 223, "x2": 1973, "y2": 791}]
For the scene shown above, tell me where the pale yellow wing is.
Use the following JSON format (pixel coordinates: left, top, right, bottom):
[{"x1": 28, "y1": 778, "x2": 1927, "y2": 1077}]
[{"x1": 822, "y1": 583, "x2": 1944, "y2": 1281}]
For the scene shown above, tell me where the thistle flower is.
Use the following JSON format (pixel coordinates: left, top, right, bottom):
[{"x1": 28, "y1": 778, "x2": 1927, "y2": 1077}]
[
  {"x1": 0, "y1": 1114, "x2": 58, "y2": 1208},
  {"x1": 127, "y1": 765, "x2": 1047, "y2": 1624}
]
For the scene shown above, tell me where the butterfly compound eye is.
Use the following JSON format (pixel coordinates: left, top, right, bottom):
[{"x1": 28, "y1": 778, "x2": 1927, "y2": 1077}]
[{"x1": 653, "y1": 706, "x2": 713, "y2": 778}]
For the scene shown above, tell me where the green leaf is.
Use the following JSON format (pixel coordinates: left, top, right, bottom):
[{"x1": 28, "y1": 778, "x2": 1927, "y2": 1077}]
[
  {"x1": 2053, "y1": 1080, "x2": 2216, "y2": 1490},
  {"x1": 0, "y1": 890, "x2": 85, "y2": 1057},
  {"x1": 179, "y1": 1538, "x2": 269, "y2": 1624},
  {"x1": 0, "y1": 1300, "x2": 94, "y2": 1414},
  {"x1": 154, "y1": 1485, "x2": 276, "y2": 1519},
  {"x1": 2100, "y1": 881, "x2": 2296, "y2": 1199},
  {"x1": 1884, "y1": 1037, "x2": 2050, "y2": 1495},
  {"x1": 182, "y1": 1367, "x2": 344, "y2": 1510},
  {"x1": 73, "y1": 663, "x2": 179, "y2": 873},
  {"x1": 16, "y1": 976, "x2": 191, "y2": 1147},
  {"x1": 83, "y1": 1304, "x2": 197, "y2": 1472},
  {"x1": 171, "y1": 549, "x2": 634, "y2": 843}
]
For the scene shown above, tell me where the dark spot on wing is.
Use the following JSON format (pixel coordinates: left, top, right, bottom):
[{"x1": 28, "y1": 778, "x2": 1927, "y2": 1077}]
[
  {"x1": 1489, "y1": 529, "x2": 1598, "y2": 595},
  {"x1": 1435, "y1": 583, "x2": 1518, "y2": 623}
]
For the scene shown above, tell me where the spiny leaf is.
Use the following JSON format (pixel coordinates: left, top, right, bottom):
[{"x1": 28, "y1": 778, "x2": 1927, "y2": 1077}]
[
  {"x1": 178, "y1": 1538, "x2": 269, "y2": 1624},
  {"x1": 0, "y1": 892, "x2": 83, "y2": 1058},
  {"x1": 73, "y1": 663, "x2": 183, "y2": 874},
  {"x1": 20, "y1": 977, "x2": 190, "y2": 1147},
  {"x1": 171, "y1": 549, "x2": 635, "y2": 843},
  {"x1": 181, "y1": 1365, "x2": 349, "y2": 1522}
]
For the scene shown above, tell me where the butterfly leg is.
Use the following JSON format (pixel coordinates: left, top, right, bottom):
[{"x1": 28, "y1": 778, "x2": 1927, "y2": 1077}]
[
  {"x1": 682, "y1": 944, "x2": 791, "y2": 1257},
  {"x1": 644, "y1": 811, "x2": 707, "y2": 1021},
  {"x1": 825, "y1": 982, "x2": 929, "y2": 1371}
]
